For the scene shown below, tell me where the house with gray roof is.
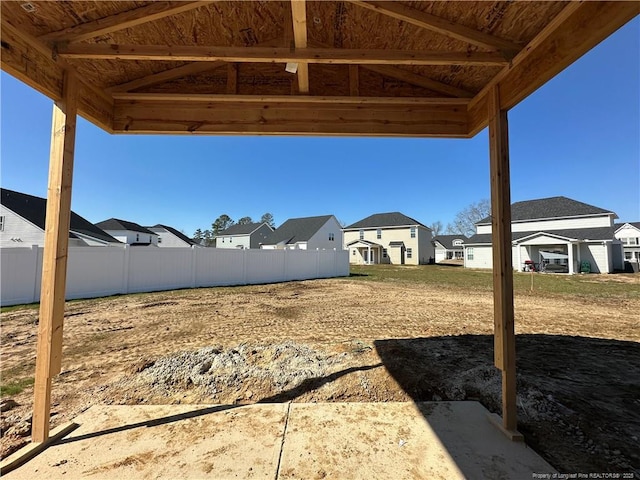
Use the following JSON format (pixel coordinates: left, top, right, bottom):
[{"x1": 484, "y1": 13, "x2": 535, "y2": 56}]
[
  {"x1": 95, "y1": 218, "x2": 158, "y2": 246},
  {"x1": 147, "y1": 224, "x2": 203, "y2": 248},
  {"x1": 464, "y1": 196, "x2": 623, "y2": 274},
  {"x1": 343, "y1": 212, "x2": 434, "y2": 265},
  {"x1": 260, "y1": 215, "x2": 342, "y2": 250},
  {"x1": 215, "y1": 222, "x2": 273, "y2": 249},
  {"x1": 0, "y1": 188, "x2": 120, "y2": 248},
  {"x1": 433, "y1": 235, "x2": 468, "y2": 263},
  {"x1": 614, "y1": 222, "x2": 640, "y2": 266}
]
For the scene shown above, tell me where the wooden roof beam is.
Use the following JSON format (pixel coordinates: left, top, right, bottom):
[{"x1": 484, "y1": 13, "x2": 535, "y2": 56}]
[
  {"x1": 39, "y1": 1, "x2": 211, "y2": 43},
  {"x1": 362, "y1": 65, "x2": 474, "y2": 98},
  {"x1": 347, "y1": 0, "x2": 520, "y2": 59},
  {"x1": 291, "y1": 0, "x2": 309, "y2": 94},
  {"x1": 56, "y1": 45, "x2": 508, "y2": 66}
]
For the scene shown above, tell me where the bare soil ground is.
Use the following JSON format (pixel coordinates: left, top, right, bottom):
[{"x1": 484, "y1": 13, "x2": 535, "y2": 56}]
[{"x1": 1, "y1": 271, "x2": 639, "y2": 474}]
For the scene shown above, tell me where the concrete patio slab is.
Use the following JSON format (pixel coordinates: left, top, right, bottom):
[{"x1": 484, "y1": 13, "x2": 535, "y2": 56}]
[{"x1": 3, "y1": 402, "x2": 556, "y2": 479}]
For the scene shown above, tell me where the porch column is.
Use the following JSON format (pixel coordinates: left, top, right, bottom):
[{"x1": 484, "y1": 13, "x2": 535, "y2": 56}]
[
  {"x1": 568, "y1": 243, "x2": 574, "y2": 274},
  {"x1": 488, "y1": 85, "x2": 520, "y2": 438},
  {"x1": 517, "y1": 244, "x2": 522, "y2": 272},
  {"x1": 32, "y1": 70, "x2": 78, "y2": 443},
  {"x1": 367, "y1": 245, "x2": 371, "y2": 265}
]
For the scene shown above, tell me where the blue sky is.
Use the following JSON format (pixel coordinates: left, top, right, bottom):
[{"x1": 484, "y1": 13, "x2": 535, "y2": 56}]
[{"x1": 1, "y1": 19, "x2": 638, "y2": 236}]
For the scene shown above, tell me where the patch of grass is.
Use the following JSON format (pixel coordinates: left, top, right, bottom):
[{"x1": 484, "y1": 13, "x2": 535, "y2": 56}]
[
  {"x1": 0, "y1": 377, "x2": 34, "y2": 397},
  {"x1": 1, "y1": 303, "x2": 39, "y2": 314},
  {"x1": 347, "y1": 264, "x2": 639, "y2": 299}
]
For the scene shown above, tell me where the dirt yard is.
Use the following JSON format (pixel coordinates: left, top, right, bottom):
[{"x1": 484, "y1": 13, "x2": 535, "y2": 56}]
[{"x1": 1, "y1": 268, "x2": 639, "y2": 474}]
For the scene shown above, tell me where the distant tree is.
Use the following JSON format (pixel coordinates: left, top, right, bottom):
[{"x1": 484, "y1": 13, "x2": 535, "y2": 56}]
[
  {"x1": 429, "y1": 221, "x2": 443, "y2": 237},
  {"x1": 237, "y1": 216, "x2": 253, "y2": 225},
  {"x1": 212, "y1": 214, "x2": 234, "y2": 236},
  {"x1": 193, "y1": 228, "x2": 203, "y2": 241},
  {"x1": 202, "y1": 229, "x2": 214, "y2": 246},
  {"x1": 260, "y1": 213, "x2": 275, "y2": 228},
  {"x1": 445, "y1": 199, "x2": 490, "y2": 237}
]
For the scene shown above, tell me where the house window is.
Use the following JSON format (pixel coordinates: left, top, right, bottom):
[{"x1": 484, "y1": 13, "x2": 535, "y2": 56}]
[
  {"x1": 627, "y1": 237, "x2": 639, "y2": 245},
  {"x1": 352, "y1": 249, "x2": 356, "y2": 256},
  {"x1": 359, "y1": 229, "x2": 364, "y2": 240},
  {"x1": 410, "y1": 227, "x2": 416, "y2": 238},
  {"x1": 406, "y1": 248, "x2": 412, "y2": 259},
  {"x1": 158, "y1": 236, "x2": 162, "y2": 243},
  {"x1": 382, "y1": 248, "x2": 388, "y2": 258},
  {"x1": 230, "y1": 237, "x2": 233, "y2": 243},
  {"x1": 0, "y1": 215, "x2": 4, "y2": 231},
  {"x1": 376, "y1": 229, "x2": 381, "y2": 239},
  {"x1": 136, "y1": 233, "x2": 139, "y2": 242},
  {"x1": 453, "y1": 239, "x2": 462, "y2": 246},
  {"x1": 329, "y1": 233, "x2": 334, "y2": 241},
  {"x1": 625, "y1": 252, "x2": 632, "y2": 260},
  {"x1": 467, "y1": 247, "x2": 474, "y2": 260}
]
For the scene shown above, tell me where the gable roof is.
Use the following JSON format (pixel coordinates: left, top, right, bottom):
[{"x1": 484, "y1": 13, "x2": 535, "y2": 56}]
[
  {"x1": 465, "y1": 226, "x2": 616, "y2": 245},
  {"x1": 149, "y1": 224, "x2": 199, "y2": 246},
  {"x1": 476, "y1": 196, "x2": 615, "y2": 225},
  {"x1": 614, "y1": 222, "x2": 640, "y2": 232},
  {"x1": 96, "y1": 218, "x2": 156, "y2": 235},
  {"x1": 262, "y1": 215, "x2": 334, "y2": 245},
  {"x1": 216, "y1": 222, "x2": 271, "y2": 237},
  {"x1": 344, "y1": 212, "x2": 427, "y2": 230},
  {"x1": 1, "y1": 188, "x2": 120, "y2": 244},
  {"x1": 433, "y1": 235, "x2": 468, "y2": 249}
]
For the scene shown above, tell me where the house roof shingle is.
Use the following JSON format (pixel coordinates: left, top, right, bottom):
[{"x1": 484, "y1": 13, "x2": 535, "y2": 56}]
[
  {"x1": 216, "y1": 222, "x2": 270, "y2": 236},
  {"x1": 96, "y1": 218, "x2": 156, "y2": 235},
  {"x1": 344, "y1": 212, "x2": 427, "y2": 230},
  {"x1": 1, "y1": 188, "x2": 120, "y2": 244},
  {"x1": 476, "y1": 196, "x2": 615, "y2": 225},
  {"x1": 149, "y1": 224, "x2": 199, "y2": 246},
  {"x1": 433, "y1": 235, "x2": 468, "y2": 249},
  {"x1": 262, "y1": 215, "x2": 334, "y2": 245},
  {"x1": 465, "y1": 227, "x2": 616, "y2": 245}
]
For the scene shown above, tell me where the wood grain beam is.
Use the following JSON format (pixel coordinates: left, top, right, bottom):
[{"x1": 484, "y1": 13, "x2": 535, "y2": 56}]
[
  {"x1": 57, "y1": 44, "x2": 508, "y2": 66},
  {"x1": 226, "y1": 63, "x2": 238, "y2": 94},
  {"x1": 291, "y1": 0, "x2": 309, "y2": 93},
  {"x1": 348, "y1": 0, "x2": 520, "y2": 57},
  {"x1": 1, "y1": 19, "x2": 113, "y2": 132},
  {"x1": 362, "y1": 65, "x2": 474, "y2": 98},
  {"x1": 32, "y1": 70, "x2": 78, "y2": 443},
  {"x1": 113, "y1": 98, "x2": 468, "y2": 136},
  {"x1": 488, "y1": 85, "x2": 517, "y2": 435},
  {"x1": 468, "y1": 1, "x2": 640, "y2": 136},
  {"x1": 40, "y1": 1, "x2": 211, "y2": 43},
  {"x1": 349, "y1": 65, "x2": 359, "y2": 96}
]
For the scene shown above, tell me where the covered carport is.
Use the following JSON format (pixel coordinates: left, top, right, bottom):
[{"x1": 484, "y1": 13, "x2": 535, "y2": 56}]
[{"x1": 1, "y1": 0, "x2": 637, "y2": 469}]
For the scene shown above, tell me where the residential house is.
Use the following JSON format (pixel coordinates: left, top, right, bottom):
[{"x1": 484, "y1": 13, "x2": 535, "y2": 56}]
[
  {"x1": 0, "y1": 188, "x2": 120, "y2": 247},
  {"x1": 614, "y1": 222, "x2": 640, "y2": 264},
  {"x1": 433, "y1": 235, "x2": 468, "y2": 262},
  {"x1": 147, "y1": 224, "x2": 203, "y2": 248},
  {"x1": 343, "y1": 212, "x2": 434, "y2": 265},
  {"x1": 215, "y1": 222, "x2": 274, "y2": 249},
  {"x1": 96, "y1": 218, "x2": 159, "y2": 246},
  {"x1": 464, "y1": 196, "x2": 623, "y2": 274},
  {"x1": 260, "y1": 215, "x2": 342, "y2": 250}
]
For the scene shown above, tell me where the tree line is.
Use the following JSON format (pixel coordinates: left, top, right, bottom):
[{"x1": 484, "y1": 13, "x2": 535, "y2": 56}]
[
  {"x1": 429, "y1": 199, "x2": 490, "y2": 238},
  {"x1": 193, "y1": 213, "x2": 275, "y2": 246}
]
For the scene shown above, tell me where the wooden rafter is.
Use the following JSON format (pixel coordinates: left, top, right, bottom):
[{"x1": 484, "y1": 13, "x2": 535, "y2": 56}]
[
  {"x1": 226, "y1": 64, "x2": 238, "y2": 94},
  {"x1": 291, "y1": 0, "x2": 309, "y2": 93},
  {"x1": 39, "y1": 1, "x2": 211, "y2": 43},
  {"x1": 347, "y1": 0, "x2": 520, "y2": 58},
  {"x1": 362, "y1": 65, "x2": 474, "y2": 98},
  {"x1": 349, "y1": 65, "x2": 359, "y2": 96},
  {"x1": 56, "y1": 44, "x2": 508, "y2": 66}
]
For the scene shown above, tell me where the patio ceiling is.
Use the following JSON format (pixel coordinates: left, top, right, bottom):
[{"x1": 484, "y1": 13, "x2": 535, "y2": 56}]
[{"x1": 1, "y1": 1, "x2": 637, "y2": 136}]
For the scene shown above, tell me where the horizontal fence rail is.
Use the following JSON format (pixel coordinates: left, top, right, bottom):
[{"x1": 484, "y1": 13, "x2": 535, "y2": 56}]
[{"x1": 0, "y1": 246, "x2": 349, "y2": 306}]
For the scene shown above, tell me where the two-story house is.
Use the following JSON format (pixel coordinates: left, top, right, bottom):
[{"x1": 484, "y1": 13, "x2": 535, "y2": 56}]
[
  {"x1": 464, "y1": 196, "x2": 623, "y2": 274},
  {"x1": 614, "y1": 222, "x2": 640, "y2": 265},
  {"x1": 433, "y1": 235, "x2": 468, "y2": 262},
  {"x1": 343, "y1": 212, "x2": 434, "y2": 265},
  {"x1": 215, "y1": 222, "x2": 274, "y2": 249},
  {"x1": 260, "y1": 215, "x2": 342, "y2": 250},
  {"x1": 147, "y1": 224, "x2": 203, "y2": 248},
  {"x1": 95, "y1": 218, "x2": 159, "y2": 246},
  {"x1": 1, "y1": 188, "x2": 120, "y2": 248}
]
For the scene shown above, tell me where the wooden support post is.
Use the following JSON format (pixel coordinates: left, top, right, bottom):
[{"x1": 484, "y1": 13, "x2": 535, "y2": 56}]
[
  {"x1": 32, "y1": 70, "x2": 78, "y2": 444},
  {"x1": 226, "y1": 63, "x2": 238, "y2": 94},
  {"x1": 349, "y1": 65, "x2": 359, "y2": 96},
  {"x1": 488, "y1": 85, "x2": 520, "y2": 438}
]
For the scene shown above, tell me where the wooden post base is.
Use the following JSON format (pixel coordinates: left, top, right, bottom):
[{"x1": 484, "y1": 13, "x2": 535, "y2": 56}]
[
  {"x1": 487, "y1": 413, "x2": 524, "y2": 442},
  {"x1": 0, "y1": 422, "x2": 79, "y2": 475}
]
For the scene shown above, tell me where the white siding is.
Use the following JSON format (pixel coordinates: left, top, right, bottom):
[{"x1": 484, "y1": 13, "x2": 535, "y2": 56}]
[
  {"x1": 150, "y1": 228, "x2": 193, "y2": 248},
  {"x1": 614, "y1": 225, "x2": 640, "y2": 241},
  {"x1": 434, "y1": 246, "x2": 447, "y2": 263},
  {"x1": 580, "y1": 243, "x2": 609, "y2": 274},
  {"x1": 416, "y1": 227, "x2": 434, "y2": 264},
  {"x1": 478, "y1": 214, "x2": 614, "y2": 235},
  {"x1": 217, "y1": 234, "x2": 251, "y2": 249},
  {"x1": 476, "y1": 224, "x2": 491, "y2": 234},
  {"x1": 0, "y1": 206, "x2": 45, "y2": 247},
  {"x1": 1, "y1": 246, "x2": 349, "y2": 306},
  {"x1": 103, "y1": 229, "x2": 158, "y2": 245},
  {"x1": 464, "y1": 245, "x2": 493, "y2": 269},
  {"x1": 307, "y1": 217, "x2": 343, "y2": 250}
]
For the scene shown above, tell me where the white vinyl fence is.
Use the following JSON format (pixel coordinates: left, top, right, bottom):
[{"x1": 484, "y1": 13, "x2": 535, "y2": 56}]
[{"x1": 0, "y1": 245, "x2": 349, "y2": 306}]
